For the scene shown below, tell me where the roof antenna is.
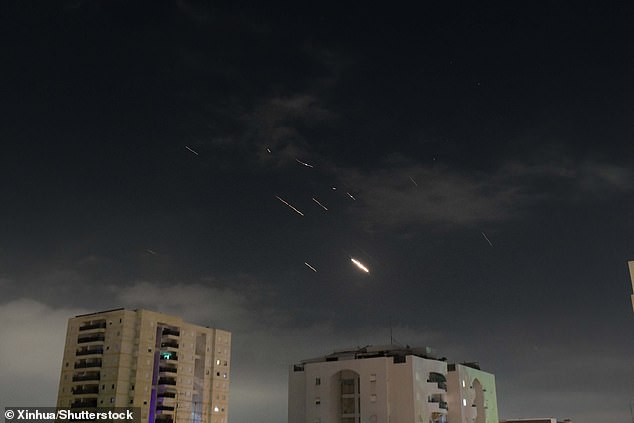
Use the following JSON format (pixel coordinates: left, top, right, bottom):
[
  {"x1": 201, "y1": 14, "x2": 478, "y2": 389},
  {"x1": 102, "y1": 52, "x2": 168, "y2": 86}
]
[{"x1": 389, "y1": 316, "x2": 393, "y2": 345}]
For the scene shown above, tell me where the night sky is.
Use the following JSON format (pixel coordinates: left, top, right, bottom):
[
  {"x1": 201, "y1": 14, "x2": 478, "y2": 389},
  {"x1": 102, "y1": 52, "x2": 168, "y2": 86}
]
[{"x1": 2, "y1": 2, "x2": 634, "y2": 422}]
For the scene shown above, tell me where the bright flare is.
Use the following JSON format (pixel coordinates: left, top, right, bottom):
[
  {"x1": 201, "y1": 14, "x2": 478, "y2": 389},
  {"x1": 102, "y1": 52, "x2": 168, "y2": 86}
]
[{"x1": 351, "y1": 258, "x2": 369, "y2": 273}]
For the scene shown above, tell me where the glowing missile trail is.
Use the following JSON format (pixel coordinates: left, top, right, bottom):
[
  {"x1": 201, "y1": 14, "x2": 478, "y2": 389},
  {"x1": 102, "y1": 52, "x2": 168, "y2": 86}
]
[
  {"x1": 304, "y1": 262, "x2": 317, "y2": 272},
  {"x1": 350, "y1": 258, "x2": 369, "y2": 273},
  {"x1": 275, "y1": 195, "x2": 304, "y2": 216},
  {"x1": 295, "y1": 158, "x2": 314, "y2": 168},
  {"x1": 312, "y1": 197, "x2": 328, "y2": 211},
  {"x1": 481, "y1": 232, "x2": 493, "y2": 247},
  {"x1": 409, "y1": 176, "x2": 418, "y2": 187},
  {"x1": 266, "y1": 148, "x2": 272, "y2": 154},
  {"x1": 346, "y1": 192, "x2": 356, "y2": 200},
  {"x1": 185, "y1": 146, "x2": 199, "y2": 156}
]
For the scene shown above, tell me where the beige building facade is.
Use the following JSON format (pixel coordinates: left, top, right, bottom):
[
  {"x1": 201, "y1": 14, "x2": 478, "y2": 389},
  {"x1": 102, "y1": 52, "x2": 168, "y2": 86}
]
[
  {"x1": 288, "y1": 345, "x2": 498, "y2": 423},
  {"x1": 56, "y1": 308, "x2": 231, "y2": 423}
]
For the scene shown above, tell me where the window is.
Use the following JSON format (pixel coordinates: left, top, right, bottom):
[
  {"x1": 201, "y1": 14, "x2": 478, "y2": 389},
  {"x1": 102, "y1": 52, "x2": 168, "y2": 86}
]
[
  {"x1": 370, "y1": 373, "x2": 377, "y2": 382},
  {"x1": 131, "y1": 384, "x2": 134, "y2": 390},
  {"x1": 130, "y1": 400, "x2": 133, "y2": 404},
  {"x1": 214, "y1": 406, "x2": 219, "y2": 413},
  {"x1": 111, "y1": 384, "x2": 115, "y2": 389},
  {"x1": 462, "y1": 399, "x2": 467, "y2": 407},
  {"x1": 371, "y1": 394, "x2": 377, "y2": 403},
  {"x1": 110, "y1": 398, "x2": 115, "y2": 404},
  {"x1": 315, "y1": 377, "x2": 321, "y2": 385},
  {"x1": 462, "y1": 380, "x2": 466, "y2": 388},
  {"x1": 315, "y1": 398, "x2": 320, "y2": 405},
  {"x1": 216, "y1": 359, "x2": 221, "y2": 365}
]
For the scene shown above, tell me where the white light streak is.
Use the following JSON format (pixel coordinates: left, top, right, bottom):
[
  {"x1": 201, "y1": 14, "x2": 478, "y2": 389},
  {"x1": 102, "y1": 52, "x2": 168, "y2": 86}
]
[
  {"x1": 350, "y1": 258, "x2": 369, "y2": 273},
  {"x1": 275, "y1": 195, "x2": 304, "y2": 216},
  {"x1": 312, "y1": 197, "x2": 328, "y2": 211},
  {"x1": 146, "y1": 249, "x2": 157, "y2": 255},
  {"x1": 266, "y1": 148, "x2": 272, "y2": 153},
  {"x1": 185, "y1": 146, "x2": 199, "y2": 156},
  {"x1": 346, "y1": 192, "x2": 356, "y2": 200},
  {"x1": 295, "y1": 158, "x2": 314, "y2": 168},
  {"x1": 304, "y1": 262, "x2": 317, "y2": 272},
  {"x1": 409, "y1": 176, "x2": 418, "y2": 187},
  {"x1": 481, "y1": 232, "x2": 493, "y2": 247}
]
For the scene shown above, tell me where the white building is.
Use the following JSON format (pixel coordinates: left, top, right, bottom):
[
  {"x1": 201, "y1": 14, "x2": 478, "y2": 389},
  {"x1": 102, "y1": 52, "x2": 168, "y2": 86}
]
[{"x1": 288, "y1": 345, "x2": 498, "y2": 423}]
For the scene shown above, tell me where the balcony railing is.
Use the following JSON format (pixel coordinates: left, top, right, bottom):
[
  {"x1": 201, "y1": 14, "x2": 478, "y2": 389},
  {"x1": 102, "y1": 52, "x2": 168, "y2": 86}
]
[
  {"x1": 71, "y1": 398, "x2": 98, "y2": 408},
  {"x1": 72, "y1": 373, "x2": 100, "y2": 382},
  {"x1": 439, "y1": 401, "x2": 448, "y2": 410},
  {"x1": 77, "y1": 334, "x2": 105, "y2": 344},
  {"x1": 159, "y1": 366, "x2": 177, "y2": 374},
  {"x1": 158, "y1": 377, "x2": 177, "y2": 386},
  {"x1": 76, "y1": 348, "x2": 104, "y2": 356},
  {"x1": 79, "y1": 322, "x2": 106, "y2": 331},
  {"x1": 156, "y1": 406, "x2": 175, "y2": 411},
  {"x1": 74, "y1": 359, "x2": 102, "y2": 369},
  {"x1": 155, "y1": 416, "x2": 173, "y2": 423},
  {"x1": 72, "y1": 385, "x2": 99, "y2": 395}
]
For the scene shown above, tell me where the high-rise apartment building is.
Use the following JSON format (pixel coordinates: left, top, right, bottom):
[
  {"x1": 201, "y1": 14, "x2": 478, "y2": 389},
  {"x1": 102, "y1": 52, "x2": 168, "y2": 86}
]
[
  {"x1": 56, "y1": 308, "x2": 231, "y2": 423},
  {"x1": 288, "y1": 345, "x2": 498, "y2": 423}
]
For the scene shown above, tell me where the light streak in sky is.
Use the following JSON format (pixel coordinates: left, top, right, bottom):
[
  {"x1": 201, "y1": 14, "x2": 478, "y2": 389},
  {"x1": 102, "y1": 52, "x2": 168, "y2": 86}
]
[
  {"x1": 266, "y1": 148, "x2": 272, "y2": 153},
  {"x1": 346, "y1": 192, "x2": 356, "y2": 200},
  {"x1": 409, "y1": 176, "x2": 418, "y2": 187},
  {"x1": 481, "y1": 232, "x2": 493, "y2": 247},
  {"x1": 275, "y1": 195, "x2": 304, "y2": 216},
  {"x1": 185, "y1": 146, "x2": 199, "y2": 156},
  {"x1": 312, "y1": 197, "x2": 328, "y2": 211},
  {"x1": 146, "y1": 249, "x2": 157, "y2": 255},
  {"x1": 295, "y1": 158, "x2": 314, "y2": 168},
  {"x1": 304, "y1": 262, "x2": 317, "y2": 272},
  {"x1": 350, "y1": 258, "x2": 369, "y2": 273}
]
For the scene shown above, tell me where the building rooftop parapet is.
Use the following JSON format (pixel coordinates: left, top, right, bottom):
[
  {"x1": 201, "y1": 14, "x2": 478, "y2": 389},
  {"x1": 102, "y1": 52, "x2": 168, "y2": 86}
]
[{"x1": 298, "y1": 344, "x2": 441, "y2": 366}]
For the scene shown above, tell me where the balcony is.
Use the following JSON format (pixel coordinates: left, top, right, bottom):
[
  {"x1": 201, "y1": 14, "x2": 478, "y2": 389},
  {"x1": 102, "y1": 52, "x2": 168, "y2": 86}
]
[
  {"x1": 158, "y1": 377, "x2": 177, "y2": 386},
  {"x1": 159, "y1": 366, "x2": 177, "y2": 374},
  {"x1": 72, "y1": 385, "x2": 99, "y2": 395},
  {"x1": 71, "y1": 398, "x2": 98, "y2": 408},
  {"x1": 72, "y1": 372, "x2": 100, "y2": 382},
  {"x1": 79, "y1": 322, "x2": 106, "y2": 331},
  {"x1": 439, "y1": 401, "x2": 448, "y2": 410},
  {"x1": 74, "y1": 359, "x2": 102, "y2": 369},
  {"x1": 155, "y1": 416, "x2": 173, "y2": 423},
  {"x1": 156, "y1": 405, "x2": 175, "y2": 411},
  {"x1": 427, "y1": 372, "x2": 448, "y2": 391},
  {"x1": 159, "y1": 351, "x2": 178, "y2": 361},
  {"x1": 160, "y1": 340, "x2": 179, "y2": 349},
  {"x1": 162, "y1": 328, "x2": 180, "y2": 337},
  {"x1": 77, "y1": 334, "x2": 105, "y2": 344},
  {"x1": 157, "y1": 391, "x2": 176, "y2": 399},
  {"x1": 76, "y1": 347, "x2": 104, "y2": 356}
]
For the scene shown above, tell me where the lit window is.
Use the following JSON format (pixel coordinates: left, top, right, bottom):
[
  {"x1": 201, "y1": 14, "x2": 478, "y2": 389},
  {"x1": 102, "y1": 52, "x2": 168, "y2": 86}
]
[
  {"x1": 216, "y1": 359, "x2": 221, "y2": 365},
  {"x1": 214, "y1": 406, "x2": 219, "y2": 413},
  {"x1": 462, "y1": 399, "x2": 467, "y2": 407},
  {"x1": 462, "y1": 380, "x2": 465, "y2": 388}
]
